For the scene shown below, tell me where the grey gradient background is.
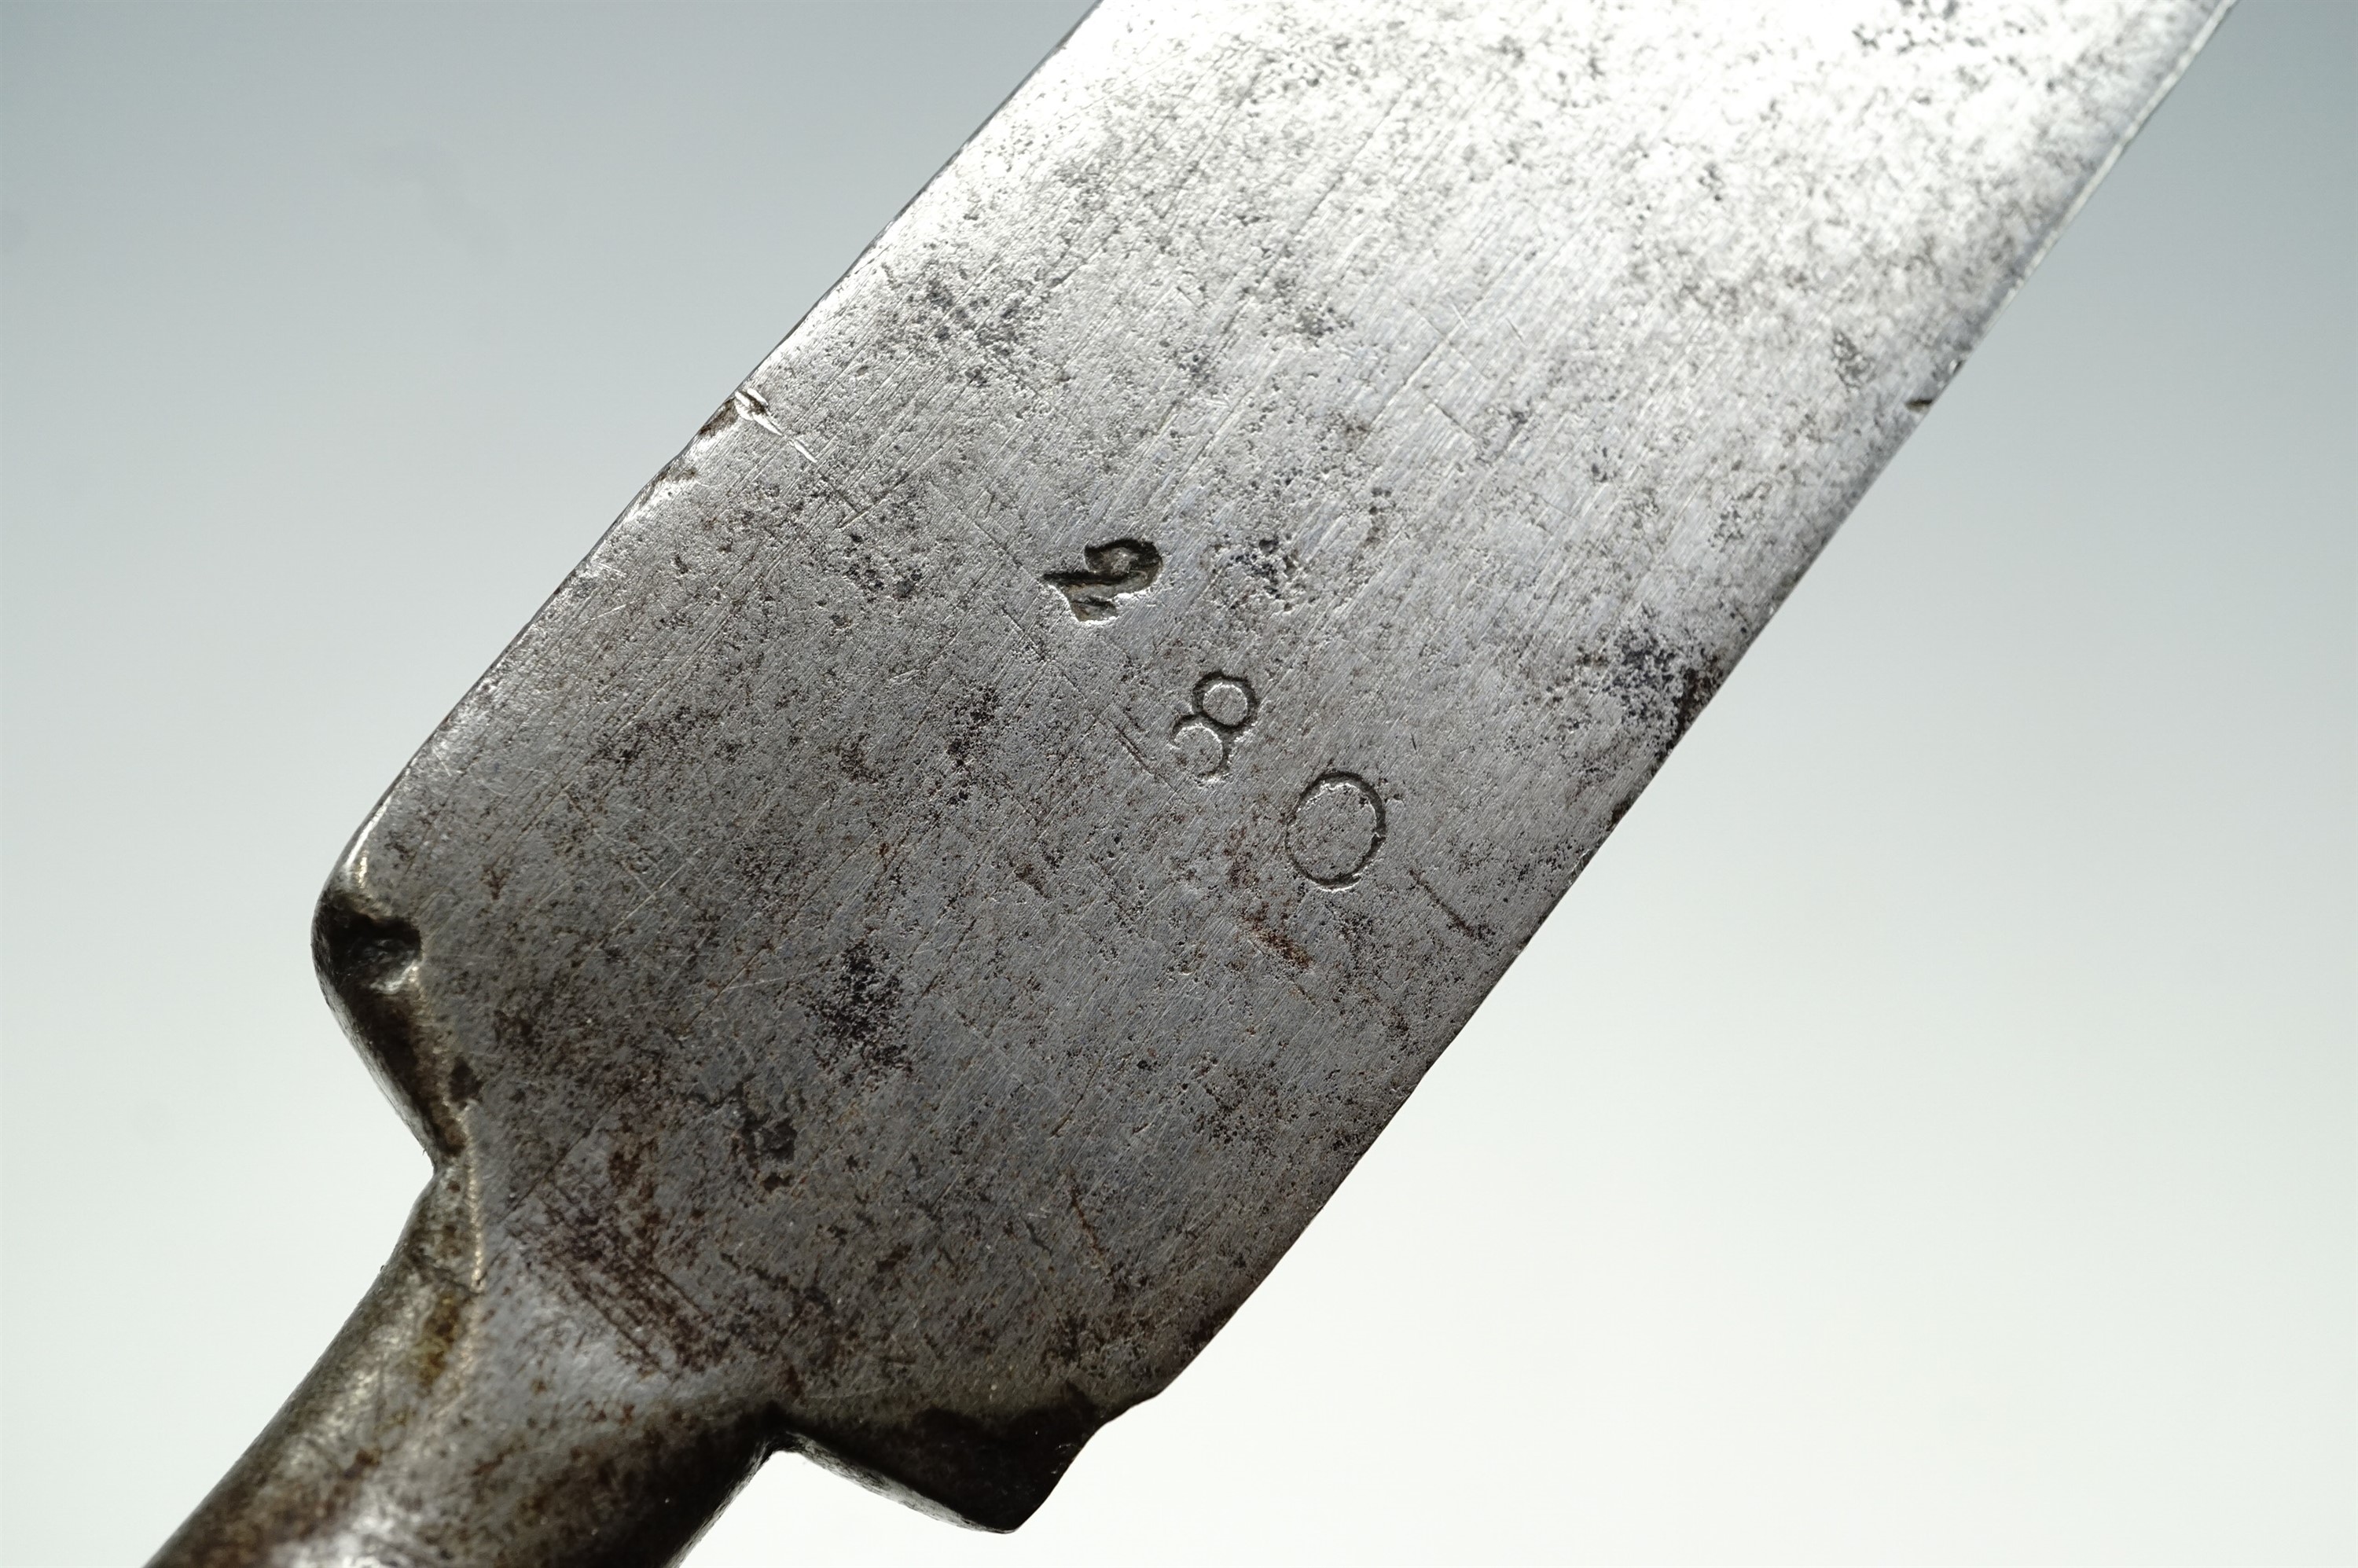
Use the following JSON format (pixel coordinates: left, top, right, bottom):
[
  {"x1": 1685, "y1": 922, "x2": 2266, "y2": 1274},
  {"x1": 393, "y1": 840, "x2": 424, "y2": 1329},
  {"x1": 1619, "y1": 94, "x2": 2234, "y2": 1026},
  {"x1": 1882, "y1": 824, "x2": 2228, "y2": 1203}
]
[{"x1": 2, "y1": 2, "x2": 2350, "y2": 1563}]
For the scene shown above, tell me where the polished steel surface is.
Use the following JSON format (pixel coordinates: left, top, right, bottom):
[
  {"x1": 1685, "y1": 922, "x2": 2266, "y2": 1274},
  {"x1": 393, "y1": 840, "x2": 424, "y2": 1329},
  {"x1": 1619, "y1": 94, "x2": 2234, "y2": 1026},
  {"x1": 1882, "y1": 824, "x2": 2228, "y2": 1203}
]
[{"x1": 152, "y1": 2, "x2": 2225, "y2": 1562}]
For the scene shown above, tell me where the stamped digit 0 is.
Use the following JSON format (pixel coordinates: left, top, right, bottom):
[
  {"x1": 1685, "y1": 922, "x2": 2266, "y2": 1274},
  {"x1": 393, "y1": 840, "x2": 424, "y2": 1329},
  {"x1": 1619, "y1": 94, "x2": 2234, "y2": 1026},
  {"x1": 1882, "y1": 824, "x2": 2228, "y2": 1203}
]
[{"x1": 1287, "y1": 772, "x2": 1384, "y2": 887}]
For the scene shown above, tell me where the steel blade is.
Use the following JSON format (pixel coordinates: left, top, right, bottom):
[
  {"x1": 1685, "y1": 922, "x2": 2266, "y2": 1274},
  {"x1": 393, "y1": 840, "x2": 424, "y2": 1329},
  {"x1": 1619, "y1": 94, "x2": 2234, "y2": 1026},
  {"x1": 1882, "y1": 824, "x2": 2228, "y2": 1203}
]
[{"x1": 91, "y1": 1, "x2": 2246, "y2": 1561}]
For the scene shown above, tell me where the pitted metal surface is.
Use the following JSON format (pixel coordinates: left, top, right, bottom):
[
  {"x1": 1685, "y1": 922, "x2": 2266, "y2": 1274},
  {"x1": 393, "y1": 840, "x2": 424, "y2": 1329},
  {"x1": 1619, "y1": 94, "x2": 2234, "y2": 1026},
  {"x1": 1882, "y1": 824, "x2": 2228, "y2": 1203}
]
[{"x1": 153, "y1": 2, "x2": 2224, "y2": 1562}]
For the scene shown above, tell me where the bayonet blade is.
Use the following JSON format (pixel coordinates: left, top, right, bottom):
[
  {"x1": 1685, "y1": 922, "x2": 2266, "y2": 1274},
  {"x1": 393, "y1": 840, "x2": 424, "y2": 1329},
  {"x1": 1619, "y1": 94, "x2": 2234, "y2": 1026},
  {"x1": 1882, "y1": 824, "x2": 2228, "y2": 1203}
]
[{"x1": 119, "y1": 2, "x2": 2236, "y2": 1562}]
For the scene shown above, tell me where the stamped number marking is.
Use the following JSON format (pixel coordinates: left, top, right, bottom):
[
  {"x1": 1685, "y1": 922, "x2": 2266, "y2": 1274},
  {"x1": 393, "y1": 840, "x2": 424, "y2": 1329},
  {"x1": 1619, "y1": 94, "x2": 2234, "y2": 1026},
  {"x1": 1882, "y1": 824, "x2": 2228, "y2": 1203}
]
[
  {"x1": 1287, "y1": 773, "x2": 1385, "y2": 887},
  {"x1": 1172, "y1": 674, "x2": 1258, "y2": 779},
  {"x1": 1043, "y1": 539, "x2": 1162, "y2": 622}
]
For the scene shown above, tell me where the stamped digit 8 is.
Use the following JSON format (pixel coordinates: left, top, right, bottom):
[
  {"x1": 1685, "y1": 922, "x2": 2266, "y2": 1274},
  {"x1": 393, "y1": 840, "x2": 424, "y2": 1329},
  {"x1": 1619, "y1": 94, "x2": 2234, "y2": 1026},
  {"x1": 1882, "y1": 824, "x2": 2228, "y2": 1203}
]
[{"x1": 1171, "y1": 673, "x2": 1258, "y2": 779}]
